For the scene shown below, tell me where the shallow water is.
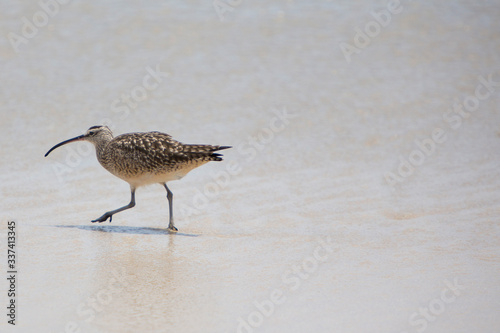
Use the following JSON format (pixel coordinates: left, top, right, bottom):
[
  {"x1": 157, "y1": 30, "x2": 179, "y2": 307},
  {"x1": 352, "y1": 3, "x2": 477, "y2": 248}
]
[{"x1": 1, "y1": 1, "x2": 500, "y2": 332}]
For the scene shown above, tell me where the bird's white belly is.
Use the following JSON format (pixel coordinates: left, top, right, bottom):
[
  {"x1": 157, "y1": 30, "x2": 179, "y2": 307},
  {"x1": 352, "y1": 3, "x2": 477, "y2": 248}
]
[
  {"x1": 113, "y1": 162, "x2": 206, "y2": 188},
  {"x1": 119, "y1": 171, "x2": 184, "y2": 187}
]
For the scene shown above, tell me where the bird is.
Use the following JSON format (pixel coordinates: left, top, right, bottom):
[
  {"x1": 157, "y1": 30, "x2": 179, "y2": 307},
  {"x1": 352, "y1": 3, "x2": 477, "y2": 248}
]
[{"x1": 45, "y1": 125, "x2": 231, "y2": 232}]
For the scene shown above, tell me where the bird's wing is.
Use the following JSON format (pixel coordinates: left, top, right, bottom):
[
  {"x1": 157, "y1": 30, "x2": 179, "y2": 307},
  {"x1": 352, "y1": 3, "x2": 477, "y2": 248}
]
[{"x1": 107, "y1": 132, "x2": 226, "y2": 172}]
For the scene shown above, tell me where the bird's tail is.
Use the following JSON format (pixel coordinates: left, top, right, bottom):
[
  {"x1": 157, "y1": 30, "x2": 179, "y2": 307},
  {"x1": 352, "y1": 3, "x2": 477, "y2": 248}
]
[{"x1": 183, "y1": 145, "x2": 231, "y2": 161}]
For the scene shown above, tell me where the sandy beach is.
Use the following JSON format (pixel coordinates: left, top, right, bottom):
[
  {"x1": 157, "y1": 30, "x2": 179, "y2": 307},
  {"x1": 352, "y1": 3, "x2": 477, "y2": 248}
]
[{"x1": 1, "y1": 1, "x2": 500, "y2": 332}]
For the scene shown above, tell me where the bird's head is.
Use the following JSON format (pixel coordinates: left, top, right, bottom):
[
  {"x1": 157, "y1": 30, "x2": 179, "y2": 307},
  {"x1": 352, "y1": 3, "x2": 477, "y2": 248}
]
[{"x1": 44, "y1": 125, "x2": 114, "y2": 157}]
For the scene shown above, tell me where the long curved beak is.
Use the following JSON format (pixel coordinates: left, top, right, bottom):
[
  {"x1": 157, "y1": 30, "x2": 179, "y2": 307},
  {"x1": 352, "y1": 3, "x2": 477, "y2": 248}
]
[{"x1": 44, "y1": 135, "x2": 86, "y2": 157}]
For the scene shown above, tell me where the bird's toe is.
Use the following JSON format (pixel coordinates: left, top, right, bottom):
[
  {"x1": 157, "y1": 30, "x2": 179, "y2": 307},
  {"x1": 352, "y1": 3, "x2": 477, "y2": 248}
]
[{"x1": 91, "y1": 214, "x2": 112, "y2": 223}]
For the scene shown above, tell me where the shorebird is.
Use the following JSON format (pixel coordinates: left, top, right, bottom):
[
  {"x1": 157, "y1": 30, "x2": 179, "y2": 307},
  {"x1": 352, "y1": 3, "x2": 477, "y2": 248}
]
[{"x1": 45, "y1": 125, "x2": 230, "y2": 232}]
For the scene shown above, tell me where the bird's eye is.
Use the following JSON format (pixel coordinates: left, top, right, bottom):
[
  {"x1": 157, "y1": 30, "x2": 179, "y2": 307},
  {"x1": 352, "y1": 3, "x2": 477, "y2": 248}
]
[{"x1": 88, "y1": 131, "x2": 95, "y2": 135}]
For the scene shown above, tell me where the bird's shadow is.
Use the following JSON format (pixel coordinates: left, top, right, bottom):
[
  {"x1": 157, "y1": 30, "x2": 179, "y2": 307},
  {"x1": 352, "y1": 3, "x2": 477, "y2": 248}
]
[{"x1": 53, "y1": 224, "x2": 199, "y2": 237}]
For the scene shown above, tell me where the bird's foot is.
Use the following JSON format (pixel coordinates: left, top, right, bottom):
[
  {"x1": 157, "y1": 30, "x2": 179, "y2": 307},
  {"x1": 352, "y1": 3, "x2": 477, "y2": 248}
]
[
  {"x1": 91, "y1": 213, "x2": 113, "y2": 223},
  {"x1": 168, "y1": 225, "x2": 178, "y2": 233}
]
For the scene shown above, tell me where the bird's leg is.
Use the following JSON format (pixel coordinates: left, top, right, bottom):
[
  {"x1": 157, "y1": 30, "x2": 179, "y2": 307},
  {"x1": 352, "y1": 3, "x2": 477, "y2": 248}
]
[
  {"x1": 163, "y1": 183, "x2": 178, "y2": 232},
  {"x1": 92, "y1": 187, "x2": 136, "y2": 223}
]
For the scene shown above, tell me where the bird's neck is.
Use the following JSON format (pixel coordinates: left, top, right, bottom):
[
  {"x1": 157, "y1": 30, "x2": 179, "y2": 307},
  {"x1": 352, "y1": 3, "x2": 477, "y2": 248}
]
[{"x1": 94, "y1": 137, "x2": 113, "y2": 162}]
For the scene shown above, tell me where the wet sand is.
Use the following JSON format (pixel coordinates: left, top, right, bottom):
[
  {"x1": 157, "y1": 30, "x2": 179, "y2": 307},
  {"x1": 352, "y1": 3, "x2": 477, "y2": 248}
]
[{"x1": 1, "y1": 1, "x2": 500, "y2": 332}]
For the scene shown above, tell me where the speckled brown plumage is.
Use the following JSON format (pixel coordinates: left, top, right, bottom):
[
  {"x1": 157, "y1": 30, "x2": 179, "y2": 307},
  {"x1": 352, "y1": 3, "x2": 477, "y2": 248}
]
[
  {"x1": 45, "y1": 125, "x2": 231, "y2": 230},
  {"x1": 95, "y1": 129, "x2": 229, "y2": 185}
]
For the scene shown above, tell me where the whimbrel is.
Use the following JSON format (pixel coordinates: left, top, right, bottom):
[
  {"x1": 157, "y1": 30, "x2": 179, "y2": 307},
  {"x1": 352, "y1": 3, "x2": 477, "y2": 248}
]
[{"x1": 45, "y1": 125, "x2": 230, "y2": 232}]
